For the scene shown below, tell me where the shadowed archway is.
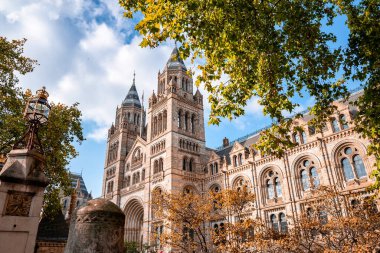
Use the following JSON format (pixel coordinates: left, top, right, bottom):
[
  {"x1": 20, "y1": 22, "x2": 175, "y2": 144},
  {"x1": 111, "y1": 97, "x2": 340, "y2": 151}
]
[{"x1": 124, "y1": 199, "x2": 144, "y2": 246}]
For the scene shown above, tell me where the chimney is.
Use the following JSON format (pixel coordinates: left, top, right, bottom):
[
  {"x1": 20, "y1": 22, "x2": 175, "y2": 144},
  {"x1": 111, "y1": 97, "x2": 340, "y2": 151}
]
[{"x1": 223, "y1": 137, "x2": 229, "y2": 147}]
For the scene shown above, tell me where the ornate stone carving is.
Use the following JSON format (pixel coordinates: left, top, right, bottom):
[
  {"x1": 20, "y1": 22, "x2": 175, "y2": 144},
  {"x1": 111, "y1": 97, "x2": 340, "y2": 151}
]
[{"x1": 5, "y1": 191, "x2": 34, "y2": 216}]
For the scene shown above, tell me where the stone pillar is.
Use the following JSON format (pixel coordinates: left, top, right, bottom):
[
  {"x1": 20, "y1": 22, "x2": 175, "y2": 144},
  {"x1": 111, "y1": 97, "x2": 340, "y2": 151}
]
[
  {"x1": 65, "y1": 198, "x2": 125, "y2": 253},
  {"x1": 0, "y1": 149, "x2": 49, "y2": 253}
]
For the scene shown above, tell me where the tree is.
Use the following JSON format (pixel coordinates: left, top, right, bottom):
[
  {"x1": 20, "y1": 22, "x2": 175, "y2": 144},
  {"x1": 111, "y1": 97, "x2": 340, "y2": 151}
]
[
  {"x1": 151, "y1": 187, "x2": 256, "y2": 253},
  {"x1": 119, "y1": 0, "x2": 380, "y2": 183},
  {"x1": 151, "y1": 188, "x2": 214, "y2": 252},
  {"x1": 277, "y1": 186, "x2": 380, "y2": 252},
  {"x1": 0, "y1": 37, "x2": 84, "y2": 217},
  {"x1": 152, "y1": 186, "x2": 380, "y2": 253},
  {"x1": 0, "y1": 37, "x2": 36, "y2": 154}
]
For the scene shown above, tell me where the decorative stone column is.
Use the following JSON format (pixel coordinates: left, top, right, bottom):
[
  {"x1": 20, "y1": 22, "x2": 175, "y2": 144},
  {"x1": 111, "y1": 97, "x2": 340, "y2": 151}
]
[
  {"x1": 65, "y1": 198, "x2": 125, "y2": 253},
  {"x1": 0, "y1": 149, "x2": 49, "y2": 253}
]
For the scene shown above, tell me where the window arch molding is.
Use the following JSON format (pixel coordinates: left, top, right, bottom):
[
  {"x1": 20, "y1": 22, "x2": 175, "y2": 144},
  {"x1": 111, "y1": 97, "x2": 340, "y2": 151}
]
[
  {"x1": 260, "y1": 166, "x2": 284, "y2": 204},
  {"x1": 331, "y1": 139, "x2": 368, "y2": 183},
  {"x1": 152, "y1": 186, "x2": 165, "y2": 196},
  {"x1": 292, "y1": 154, "x2": 322, "y2": 196},
  {"x1": 208, "y1": 183, "x2": 222, "y2": 193},
  {"x1": 231, "y1": 175, "x2": 252, "y2": 190},
  {"x1": 183, "y1": 185, "x2": 198, "y2": 195}
]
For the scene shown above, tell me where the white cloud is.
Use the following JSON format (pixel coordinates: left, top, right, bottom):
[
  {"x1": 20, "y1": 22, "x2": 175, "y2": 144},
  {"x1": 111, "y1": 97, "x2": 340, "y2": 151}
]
[
  {"x1": 0, "y1": 0, "x2": 270, "y2": 143},
  {"x1": 245, "y1": 96, "x2": 263, "y2": 116},
  {"x1": 0, "y1": 0, "x2": 175, "y2": 141},
  {"x1": 87, "y1": 126, "x2": 109, "y2": 142}
]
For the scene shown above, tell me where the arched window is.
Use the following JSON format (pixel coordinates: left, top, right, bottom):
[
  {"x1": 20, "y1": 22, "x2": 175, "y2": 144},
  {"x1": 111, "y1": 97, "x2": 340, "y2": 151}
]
[
  {"x1": 340, "y1": 146, "x2": 367, "y2": 181},
  {"x1": 142, "y1": 169, "x2": 145, "y2": 180},
  {"x1": 275, "y1": 177, "x2": 282, "y2": 197},
  {"x1": 233, "y1": 155, "x2": 237, "y2": 167},
  {"x1": 298, "y1": 159, "x2": 320, "y2": 190},
  {"x1": 178, "y1": 110, "x2": 182, "y2": 129},
  {"x1": 279, "y1": 213, "x2": 287, "y2": 233},
  {"x1": 163, "y1": 110, "x2": 167, "y2": 130},
  {"x1": 189, "y1": 159, "x2": 193, "y2": 172},
  {"x1": 213, "y1": 224, "x2": 219, "y2": 234},
  {"x1": 270, "y1": 214, "x2": 278, "y2": 231},
  {"x1": 183, "y1": 157, "x2": 187, "y2": 171},
  {"x1": 331, "y1": 118, "x2": 340, "y2": 132},
  {"x1": 310, "y1": 167, "x2": 320, "y2": 187},
  {"x1": 210, "y1": 184, "x2": 220, "y2": 193},
  {"x1": 210, "y1": 164, "x2": 214, "y2": 175},
  {"x1": 301, "y1": 170, "x2": 309, "y2": 190},
  {"x1": 191, "y1": 114, "x2": 196, "y2": 133},
  {"x1": 342, "y1": 157, "x2": 354, "y2": 180},
  {"x1": 353, "y1": 155, "x2": 366, "y2": 178},
  {"x1": 214, "y1": 162, "x2": 218, "y2": 174},
  {"x1": 183, "y1": 186, "x2": 194, "y2": 195},
  {"x1": 340, "y1": 114, "x2": 349, "y2": 129},
  {"x1": 264, "y1": 170, "x2": 282, "y2": 200},
  {"x1": 107, "y1": 180, "x2": 114, "y2": 193},
  {"x1": 267, "y1": 179, "x2": 274, "y2": 199},
  {"x1": 351, "y1": 199, "x2": 360, "y2": 209},
  {"x1": 308, "y1": 126, "x2": 316, "y2": 136},
  {"x1": 154, "y1": 160, "x2": 159, "y2": 174},
  {"x1": 234, "y1": 177, "x2": 248, "y2": 191},
  {"x1": 301, "y1": 131, "x2": 307, "y2": 144},
  {"x1": 158, "y1": 114, "x2": 162, "y2": 133},
  {"x1": 293, "y1": 132, "x2": 300, "y2": 144},
  {"x1": 159, "y1": 158, "x2": 164, "y2": 172},
  {"x1": 238, "y1": 153, "x2": 243, "y2": 165},
  {"x1": 153, "y1": 116, "x2": 158, "y2": 136},
  {"x1": 185, "y1": 112, "x2": 189, "y2": 131}
]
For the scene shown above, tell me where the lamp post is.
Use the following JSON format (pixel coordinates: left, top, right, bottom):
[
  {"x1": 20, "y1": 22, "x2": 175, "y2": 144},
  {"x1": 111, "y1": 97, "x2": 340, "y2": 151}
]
[
  {"x1": 13, "y1": 86, "x2": 51, "y2": 153},
  {"x1": 0, "y1": 87, "x2": 51, "y2": 253}
]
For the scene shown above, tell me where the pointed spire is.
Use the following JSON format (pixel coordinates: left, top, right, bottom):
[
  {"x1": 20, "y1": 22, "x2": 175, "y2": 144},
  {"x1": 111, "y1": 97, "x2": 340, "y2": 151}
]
[
  {"x1": 166, "y1": 47, "x2": 187, "y2": 70},
  {"x1": 122, "y1": 72, "x2": 141, "y2": 108}
]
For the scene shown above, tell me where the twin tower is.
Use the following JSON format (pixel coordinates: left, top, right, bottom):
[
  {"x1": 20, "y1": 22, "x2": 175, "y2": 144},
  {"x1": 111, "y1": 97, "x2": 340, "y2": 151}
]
[{"x1": 102, "y1": 48, "x2": 208, "y2": 244}]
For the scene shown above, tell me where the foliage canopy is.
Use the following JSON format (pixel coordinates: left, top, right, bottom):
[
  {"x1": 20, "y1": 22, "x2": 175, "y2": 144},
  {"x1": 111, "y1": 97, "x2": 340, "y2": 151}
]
[
  {"x1": 152, "y1": 186, "x2": 380, "y2": 253},
  {"x1": 119, "y1": 0, "x2": 380, "y2": 179},
  {"x1": 0, "y1": 37, "x2": 84, "y2": 217}
]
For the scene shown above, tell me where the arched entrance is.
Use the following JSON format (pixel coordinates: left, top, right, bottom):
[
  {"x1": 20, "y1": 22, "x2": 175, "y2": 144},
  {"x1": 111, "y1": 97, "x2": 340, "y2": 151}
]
[{"x1": 124, "y1": 199, "x2": 144, "y2": 247}]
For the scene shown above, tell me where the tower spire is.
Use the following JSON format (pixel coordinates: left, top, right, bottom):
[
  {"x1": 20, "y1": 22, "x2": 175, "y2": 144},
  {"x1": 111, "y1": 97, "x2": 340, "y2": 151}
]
[{"x1": 122, "y1": 71, "x2": 141, "y2": 108}]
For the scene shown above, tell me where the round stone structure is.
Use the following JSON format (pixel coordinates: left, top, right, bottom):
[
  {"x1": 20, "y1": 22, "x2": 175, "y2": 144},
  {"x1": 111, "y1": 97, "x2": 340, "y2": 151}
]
[{"x1": 64, "y1": 198, "x2": 125, "y2": 253}]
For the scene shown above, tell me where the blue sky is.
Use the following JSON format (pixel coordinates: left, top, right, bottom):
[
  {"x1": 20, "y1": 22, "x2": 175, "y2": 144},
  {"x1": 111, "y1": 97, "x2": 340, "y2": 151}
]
[{"x1": 0, "y1": 0, "x2": 355, "y2": 198}]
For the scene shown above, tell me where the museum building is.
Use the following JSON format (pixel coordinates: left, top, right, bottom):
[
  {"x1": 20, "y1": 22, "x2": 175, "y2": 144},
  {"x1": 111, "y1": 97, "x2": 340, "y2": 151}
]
[{"x1": 102, "y1": 48, "x2": 376, "y2": 248}]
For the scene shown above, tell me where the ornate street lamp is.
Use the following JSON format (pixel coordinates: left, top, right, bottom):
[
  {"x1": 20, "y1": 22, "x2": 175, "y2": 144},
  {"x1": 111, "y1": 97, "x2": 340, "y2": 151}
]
[{"x1": 13, "y1": 86, "x2": 51, "y2": 153}]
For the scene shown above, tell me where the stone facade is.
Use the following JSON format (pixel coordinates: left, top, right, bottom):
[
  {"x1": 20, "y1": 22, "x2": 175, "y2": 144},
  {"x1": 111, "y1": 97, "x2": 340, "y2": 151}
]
[
  {"x1": 102, "y1": 48, "x2": 377, "y2": 249},
  {"x1": 0, "y1": 149, "x2": 49, "y2": 253}
]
